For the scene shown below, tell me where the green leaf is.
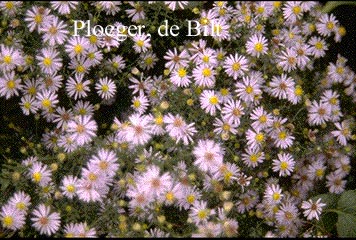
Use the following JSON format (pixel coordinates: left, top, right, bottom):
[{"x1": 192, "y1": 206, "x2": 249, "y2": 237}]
[
  {"x1": 337, "y1": 212, "x2": 356, "y2": 237},
  {"x1": 337, "y1": 190, "x2": 356, "y2": 214},
  {"x1": 320, "y1": 212, "x2": 338, "y2": 233},
  {"x1": 322, "y1": 1, "x2": 356, "y2": 13},
  {"x1": 311, "y1": 193, "x2": 339, "y2": 209}
]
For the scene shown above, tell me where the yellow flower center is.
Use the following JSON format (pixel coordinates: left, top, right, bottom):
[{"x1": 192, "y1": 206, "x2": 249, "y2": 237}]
[
  {"x1": 155, "y1": 116, "x2": 163, "y2": 125},
  {"x1": 16, "y1": 202, "x2": 26, "y2": 210},
  {"x1": 88, "y1": 173, "x2": 97, "y2": 181},
  {"x1": 33, "y1": 172, "x2": 42, "y2": 182},
  {"x1": 145, "y1": 57, "x2": 153, "y2": 65},
  {"x1": 43, "y1": 57, "x2": 52, "y2": 66},
  {"x1": 41, "y1": 99, "x2": 51, "y2": 108},
  {"x1": 326, "y1": 22, "x2": 334, "y2": 30},
  {"x1": 272, "y1": 192, "x2": 281, "y2": 201},
  {"x1": 76, "y1": 124, "x2": 85, "y2": 133},
  {"x1": 336, "y1": 67, "x2": 344, "y2": 75},
  {"x1": 2, "y1": 216, "x2": 13, "y2": 227},
  {"x1": 49, "y1": 26, "x2": 57, "y2": 35},
  {"x1": 165, "y1": 192, "x2": 175, "y2": 201},
  {"x1": 3, "y1": 55, "x2": 12, "y2": 64},
  {"x1": 278, "y1": 131, "x2": 287, "y2": 140},
  {"x1": 202, "y1": 68, "x2": 212, "y2": 77},
  {"x1": 232, "y1": 62, "x2": 240, "y2": 71},
  {"x1": 209, "y1": 96, "x2": 219, "y2": 105},
  {"x1": 66, "y1": 184, "x2": 75, "y2": 193},
  {"x1": 101, "y1": 84, "x2": 109, "y2": 92},
  {"x1": 259, "y1": 115, "x2": 267, "y2": 123},
  {"x1": 250, "y1": 154, "x2": 258, "y2": 163},
  {"x1": 177, "y1": 68, "x2": 187, "y2": 78},
  {"x1": 220, "y1": 88, "x2": 229, "y2": 96},
  {"x1": 200, "y1": 17, "x2": 209, "y2": 25},
  {"x1": 76, "y1": 65, "x2": 85, "y2": 73},
  {"x1": 293, "y1": 6, "x2": 301, "y2": 14},
  {"x1": 197, "y1": 210, "x2": 208, "y2": 219},
  {"x1": 255, "y1": 133, "x2": 264, "y2": 142},
  {"x1": 74, "y1": 44, "x2": 83, "y2": 54},
  {"x1": 34, "y1": 14, "x2": 43, "y2": 24},
  {"x1": 133, "y1": 100, "x2": 141, "y2": 108},
  {"x1": 254, "y1": 43, "x2": 264, "y2": 52},
  {"x1": 280, "y1": 161, "x2": 289, "y2": 170},
  {"x1": 257, "y1": 6, "x2": 265, "y2": 14},
  {"x1": 5, "y1": 2, "x2": 14, "y2": 9},
  {"x1": 222, "y1": 123, "x2": 230, "y2": 131},
  {"x1": 316, "y1": 169, "x2": 324, "y2": 177},
  {"x1": 136, "y1": 40, "x2": 144, "y2": 47},
  {"x1": 245, "y1": 85, "x2": 253, "y2": 94},
  {"x1": 187, "y1": 195, "x2": 195, "y2": 204},
  {"x1": 295, "y1": 85, "x2": 303, "y2": 96},
  {"x1": 75, "y1": 83, "x2": 84, "y2": 92},
  {"x1": 315, "y1": 42, "x2": 323, "y2": 50},
  {"x1": 24, "y1": 102, "x2": 31, "y2": 109},
  {"x1": 89, "y1": 35, "x2": 97, "y2": 44},
  {"x1": 7, "y1": 80, "x2": 15, "y2": 89}
]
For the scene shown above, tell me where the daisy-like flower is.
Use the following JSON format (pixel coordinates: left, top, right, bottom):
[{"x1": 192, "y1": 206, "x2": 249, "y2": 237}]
[
  {"x1": 307, "y1": 100, "x2": 331, "y2": 126},
  {"x1": 60, "y1": 175, "x2": 79, "y2": 199},
  {"x1": 189, "y1": 200, "x2": 215, "y2": 225},
  {"x1": 125, "y1": 1, "x2": 145, "y2": 22},
  {"x1": 66, "y1": 75, "x2": 91, "y2": 100},
  {"x1": 76, "y1": 178, "x2": 103, "y2": 203},
  {"x1": 136, "y1": 165, "x2": 172, "y2": 199},
  {"x1": 213, "y1": 117, "x2": 238, "y2": 136},
  {"x1": 272, "y1": 153, "x2": 295, "y2": 176},
  {"x1": 192, "y1": 222, "x2": 222, "y2": 238},
  {"x1": 316, "y1": 13, "x2": 338, "y2": 37},
  {"x1": 53, "y1": 106, "x2": 74, "y2": 130},
  {"x1": 57, "y1": 134, "x2": 78, "y2": 153},
  {"x1": 67, "y1": 115, "x2": 98, "y2": 146},
  {"x1": 193, "y1": 64, "x2": 216, "y2": 88},
  {"x1": 272, "y1": 128, "x2": 295, "y2": 149},
  {"x1": 8, "y1": 191, "x2": 31, "y2": 213},
  {"x1": 0, "y1": 44, "x2": 24, "y2": 72},
  {"x1": 24, "y1": 5, "x2": 51, "y2": 32},
  {"x1": 241, "y1": 147, "x2": 265, "y2": 168},
  {"x1": 170, "y1": 66, "x2": 191, "y2": 87},
  {"x1": 37, "y1": 47, "x2": 62, "y2": 75},
  {"x1": 308, "y1": 36, "x2": 328, "y2": 58},
  {"x1": 73, "y1": 100, "x2": 95, "y2": 116},
  {"x1": 132, "y1": 93, "x2": 149, "y2": 114},
  {"x1": 193, "y1": 139, "x2": 224, "y2": 173},
  {"x1": 245, "y1": 128, "x2": 266, "y2": 151},
  {"x1": 269, "y1": 74, "x2": 295, "y2": 100},
  {"x1": 196, "y1": 48, "x2": 218, "y2": 67},
  {"x1": 326, "y1": 172, "x2": 346, "y2": 194},
  {"x1": 124, "y1": 113, "x2": 153, "y2": 146},
  {"x1": 95, "y1": 77, "x2": 117, "y2": 100},
  {"x1": 1, "y1": 204, "x2": 25, "y2": 230},
  {"x1": 221, "y1": 99, "x2": 245, "y2": 125},
  {"x1": 28, "y1": 161, "x2": 52, "y2": 187},
  {"x1": 164, "y1": 48, "x2": 190, "y2": 71},
  {"x1": 275, "y1": 202, "x2": 299, "y2": 226},
  {"x1": 31, "y1": 204, "x2": 61, "y2": 236},
  {"x1": 210, "y1": 18, "x2": 231, "y2": 41},
  {"x1": 250, "y1": 106, "x2": 273, "y2": 131},
  {"x1": 223, "y1": 53, "x2": 249, "y2": 80},
  {"x1": 132, "y1": 33, "x2": 151, "y2": 53},
  {"x1": 301, "y1": 198, "x2": 326, "y2": 220},
  {"x1": 277, "y1": 48, "x2": 298, "y2": 72},
  {"x1": 139, "y1": 51, "x2": 158, "y2": 70},
  {"x1": 235, "y1": 75, "x2": 262, "y2": 104},
  {"x1": 65, "y1": 36, "x2": 90, "y2": 59},
  {"x1": 236, "y1": 190, "x2": 259, "y2": 214},
  {"x1": 35, "y1": 89, "x2": 58, "y2": 112},
  {"x1": 163, "y1": 113, "x2": 197, "y2": 145},
  {"x1": 95, "y1": 1, "x2": 121, "y2": 16},
  {"x1": 89, "y1": 148, "x2": 119, "y2": 178},
  {"x1": 245, "y1": 33, "x2": 268, "y2": 58},
  {"x1": 50, "y1": 1, "x2": 78, "y2": 15},
  {"x1": 282, "y1": 1, "x2": 304, "y2": 24},
  {"x1": 40, "y1": 74, "x2": 63, "y2": 92},
  {"x1": 264, "y1": 183, "x2": 284, "y2": 204},
  {"x1": 164, "y1": 1, "x2": 188, "y2": 11},
  {"x1": 0, "y1": 70, "x2": 22, "y2": 99},
  {"x1": 200, "y1": 90, "x2": 221, "y2": 116},
  {"x1": 40, "y1": 16, "x2": 69, "y2": 46},
  {"x1": 331, "y1": 120, "x2": 352, "y2": 146}
]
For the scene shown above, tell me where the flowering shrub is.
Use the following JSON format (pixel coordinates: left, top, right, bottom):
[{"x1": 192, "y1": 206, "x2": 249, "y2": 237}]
[{"x1": 0, "y1": 1, "x2": 355, "y2": 238}]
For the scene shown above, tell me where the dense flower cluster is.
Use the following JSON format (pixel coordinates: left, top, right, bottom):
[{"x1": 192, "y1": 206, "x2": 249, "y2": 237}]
[{"x1": 0, "y1": 1, "x2": 355, "y2": 237}]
